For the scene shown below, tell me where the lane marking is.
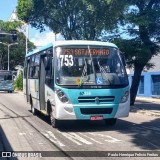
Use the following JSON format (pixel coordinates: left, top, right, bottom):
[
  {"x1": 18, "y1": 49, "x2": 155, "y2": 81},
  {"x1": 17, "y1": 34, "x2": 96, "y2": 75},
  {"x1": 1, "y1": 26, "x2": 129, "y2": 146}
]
[
  {"x1": 41, "y1": 131, "x2": 65, "y2": 147},
  {"x1": 79, "y1": 133, "x2": 103, "y2": 144},
  {"x1": 104, "y1": 136, "x2": 122, "y2": 143},
  {"x1": 39, "y1": 142, "x2": 44, "y2": 145},
  {"x1": 19, "y1": 132, "x2": 26, "y2": 135},
  {"x1": 131, "y1": 126, "x2": 160, "y2": 148},
  {"x1": 142, "y1": 126, "x2": 160, "y2": 132},
  {"x1": 89, "y1": 133, "x2": 122, "y2": 143},
  {"x1": 69, "y1": 133, "x2": 92, "y2": 145},
  {"x1": 57, "y1": 131, "x2": 92, "y2": 145},
  {"x1": 141, "y1": 130, "x2": 151, "y2": 136},
  {"x1": 146, "y1": 141, "x2": 159, "y2": 149},
  {"x1": 57, "y1": 131, "x2": 82, "y2": 145}
]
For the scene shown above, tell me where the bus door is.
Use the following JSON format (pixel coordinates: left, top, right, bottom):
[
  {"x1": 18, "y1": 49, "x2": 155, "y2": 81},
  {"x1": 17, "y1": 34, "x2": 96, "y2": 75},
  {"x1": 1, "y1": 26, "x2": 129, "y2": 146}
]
[
  {"x1": 39, "y1": 55, "x2": 46, "y2": 110},
  {"x1": 39, "y1": 53, "x2": 53, "y2": 111},
  {"x1": 26, "y1": 58, "x2": 30, "y2": 102}
]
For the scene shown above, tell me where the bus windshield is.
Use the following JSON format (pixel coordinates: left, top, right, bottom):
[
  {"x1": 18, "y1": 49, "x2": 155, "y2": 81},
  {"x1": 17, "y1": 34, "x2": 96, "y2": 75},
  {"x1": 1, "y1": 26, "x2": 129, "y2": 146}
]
[
  {"x1": 55, "y1": 45, "x2": 128, "y2": 86},
  {"x1": 0, "y1": 74, "x2": 12, "y2": 81}
]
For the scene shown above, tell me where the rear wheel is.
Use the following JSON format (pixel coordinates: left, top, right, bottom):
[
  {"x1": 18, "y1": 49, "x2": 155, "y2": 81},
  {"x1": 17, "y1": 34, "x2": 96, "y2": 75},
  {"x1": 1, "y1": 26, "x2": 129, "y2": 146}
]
[
  {"x1": 50, "y1": 112, "x2": 60, "y2": 128},
  {"x1": 31, "y1": 104, "x2": 37, "y2": 115},
  {"x1": 30, "y1": 96, "x2": 37, "y2": 115},
  {"x1": 104, "y1": 118, "x2": 117, "y2": 126}
]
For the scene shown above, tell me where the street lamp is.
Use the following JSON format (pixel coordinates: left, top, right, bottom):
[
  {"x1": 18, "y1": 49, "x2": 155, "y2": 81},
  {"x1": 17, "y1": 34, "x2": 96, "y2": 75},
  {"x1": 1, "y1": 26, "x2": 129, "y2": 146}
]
[{"x1": 0, "y1": 42, "x2": 18, "y2": 71}]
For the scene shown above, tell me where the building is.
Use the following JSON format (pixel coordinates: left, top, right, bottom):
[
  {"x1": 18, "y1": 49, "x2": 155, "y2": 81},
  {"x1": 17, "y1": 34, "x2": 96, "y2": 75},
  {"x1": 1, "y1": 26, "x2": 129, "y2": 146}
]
[{"x1": 129, "y1": 54, "x2": 160, "y2": 98}]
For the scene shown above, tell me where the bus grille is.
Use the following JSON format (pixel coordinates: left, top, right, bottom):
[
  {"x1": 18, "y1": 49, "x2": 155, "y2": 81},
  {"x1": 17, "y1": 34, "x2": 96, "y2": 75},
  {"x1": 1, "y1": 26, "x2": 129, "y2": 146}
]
[
  {"x1": 80, "y1": 108, "x2": 113, "y2": 114},
  {"x1": 78, "y1": 96, "x2": 115, "y2": 103}
]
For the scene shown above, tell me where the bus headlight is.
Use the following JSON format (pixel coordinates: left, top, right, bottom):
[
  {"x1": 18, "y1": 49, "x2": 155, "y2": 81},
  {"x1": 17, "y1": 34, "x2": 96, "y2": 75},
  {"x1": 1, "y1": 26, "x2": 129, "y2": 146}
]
[
  {"x1": 56, "y1": 89, "x2": 70, "y2": 103},
  {"x1": 121, "y1": 91, "x2": 129, "y2": 103}
]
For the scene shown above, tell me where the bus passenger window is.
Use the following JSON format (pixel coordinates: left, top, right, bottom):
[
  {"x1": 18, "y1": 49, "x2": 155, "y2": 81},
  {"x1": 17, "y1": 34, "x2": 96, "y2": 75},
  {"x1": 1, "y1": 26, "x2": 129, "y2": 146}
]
[
  {"x1": 32, "y1": 66, "x2": 39, "y2": 78},
  {"x1": 45, "y1": 56, "x2": 53, "y2": 87},
  {"x1": 35, "y1": 54, "x2": 40, "y2": 65}
]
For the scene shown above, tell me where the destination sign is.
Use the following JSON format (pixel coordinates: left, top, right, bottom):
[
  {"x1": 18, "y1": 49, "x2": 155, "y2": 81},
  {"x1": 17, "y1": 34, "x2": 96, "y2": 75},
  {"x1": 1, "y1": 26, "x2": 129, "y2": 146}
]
[{"x1": 61, "y1": 48, "x2": 110, "y2": 56}]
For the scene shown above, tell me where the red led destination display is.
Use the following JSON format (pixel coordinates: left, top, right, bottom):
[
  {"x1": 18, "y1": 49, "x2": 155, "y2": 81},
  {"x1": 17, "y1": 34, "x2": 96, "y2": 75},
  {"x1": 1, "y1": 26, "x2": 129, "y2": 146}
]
[{"x1": 61, "y1": 48, "x2": 110, "y2": 56}]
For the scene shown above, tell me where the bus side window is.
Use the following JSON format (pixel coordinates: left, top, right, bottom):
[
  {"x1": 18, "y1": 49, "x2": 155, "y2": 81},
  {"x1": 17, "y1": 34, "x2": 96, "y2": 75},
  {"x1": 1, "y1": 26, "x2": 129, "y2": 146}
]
[
  {"x1": 29, "y1": 56, "x2": 35, "y2": 78},
  {"x1": 32, "y1": 54, "x2": 40, "y2": 79},
  {"x1": 32, "y1": 66, "x2": 39, "y2": 78}
]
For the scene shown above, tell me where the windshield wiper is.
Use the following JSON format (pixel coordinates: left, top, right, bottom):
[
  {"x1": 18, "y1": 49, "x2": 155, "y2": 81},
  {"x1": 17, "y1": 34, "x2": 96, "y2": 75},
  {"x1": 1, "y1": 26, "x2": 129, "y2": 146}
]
[
  {"x1": 97, "y1": 59, "x2": 111, "y2": 85},
  {"x1": 79, "y1": 58, "x2": 89, "y2": 86},
  {"x1": 88, "y1": 46, "x2": 96, "y2": 83}
]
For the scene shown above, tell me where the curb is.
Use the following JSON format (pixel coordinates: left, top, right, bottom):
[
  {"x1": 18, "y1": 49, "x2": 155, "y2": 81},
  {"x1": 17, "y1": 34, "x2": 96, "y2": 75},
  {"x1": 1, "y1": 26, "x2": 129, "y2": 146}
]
[
  {"x1": 14, "y1": 90, "x2": 23, "y2": 95},
  {"x1": 130, "y1": 106, "x2": 160, "y2": 117},
  {"x1": 136, "y1": 97, "x2": 160, "y2": 104}
]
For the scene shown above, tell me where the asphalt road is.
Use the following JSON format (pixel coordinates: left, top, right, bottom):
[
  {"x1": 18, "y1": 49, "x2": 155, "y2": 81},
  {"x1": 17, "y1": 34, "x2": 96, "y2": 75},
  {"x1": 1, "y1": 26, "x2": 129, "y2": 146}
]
[{"x1": 0, "y1": 91, "x2": 160, "y2": 160}]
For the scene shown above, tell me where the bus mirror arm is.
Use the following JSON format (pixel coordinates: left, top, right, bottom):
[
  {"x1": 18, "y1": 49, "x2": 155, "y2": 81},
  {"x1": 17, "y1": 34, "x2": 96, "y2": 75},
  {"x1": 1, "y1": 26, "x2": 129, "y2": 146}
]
[
  {"x1": 120, "y1": 54, "x2": 126, "y2": 66},
  {"x1": 56, "y1": 77, "x2": 60, "y2": 84},
  {"x1": 51, "y1": 58, "x2": 54, "y2": 80},
  {"x1": 119, "y1": 51, "x2": 127, "y2": 66}
]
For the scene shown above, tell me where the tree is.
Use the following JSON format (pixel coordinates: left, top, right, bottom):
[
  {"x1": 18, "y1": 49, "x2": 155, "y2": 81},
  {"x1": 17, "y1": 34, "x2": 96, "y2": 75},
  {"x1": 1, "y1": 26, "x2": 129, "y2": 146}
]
[
  {"x1": 14, "y1": 70, "x2": 23, "y2": 90},
  {"x1": 17, "y1": 0, "x2": 160, "y2": 105},
  {"x1": 17, "y1": 0, "x2": 121, "y2": 40},
  {"x1": 109, "y1": 0, "x2": 160, "y2": 105},
  {"x1": 0, "y1": 20, "x2": 35, "y2": 70}
]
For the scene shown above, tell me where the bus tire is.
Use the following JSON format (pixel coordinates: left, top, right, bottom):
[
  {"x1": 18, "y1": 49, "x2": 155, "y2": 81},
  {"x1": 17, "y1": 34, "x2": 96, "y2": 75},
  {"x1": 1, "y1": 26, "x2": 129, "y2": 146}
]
[
  {"x1": 50, "y1": 112, "x2": 60, "y2": 128},
  {"x1": 47, "y1": 101, "x2": 60, "y2": 128},
  {"x1": 30, "y1": 96, "x2": 37, "y2": 115},
  {"x1": 31, "y1": 105, "x2": 37, "y2": 115},
  {"x1": 104, "y1": 118, "x2": 117, "y2": 126}
]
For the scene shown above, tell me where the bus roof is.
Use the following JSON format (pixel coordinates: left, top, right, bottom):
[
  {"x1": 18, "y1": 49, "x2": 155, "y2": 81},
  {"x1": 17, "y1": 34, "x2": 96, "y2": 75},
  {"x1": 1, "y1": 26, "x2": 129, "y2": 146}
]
[{"x1": 26, "y1": 40, "x2": 118, "y2": 57}]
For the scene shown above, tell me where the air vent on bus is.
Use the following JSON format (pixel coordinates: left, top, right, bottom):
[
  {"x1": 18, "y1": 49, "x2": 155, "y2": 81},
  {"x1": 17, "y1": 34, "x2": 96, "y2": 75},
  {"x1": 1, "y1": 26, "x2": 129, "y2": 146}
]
[{"x1": 78, "y1": 96, "x2": 115, "y2": 103}]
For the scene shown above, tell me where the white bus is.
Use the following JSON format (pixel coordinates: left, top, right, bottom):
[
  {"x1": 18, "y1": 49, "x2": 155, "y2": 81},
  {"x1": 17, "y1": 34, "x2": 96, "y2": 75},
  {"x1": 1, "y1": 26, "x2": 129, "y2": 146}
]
[
  {"x1": 0, "y1": 70, "x2": 14, "y2": 93},
  {"x1": 23, "y1": 41, "x2": 130, "y2": 128}
]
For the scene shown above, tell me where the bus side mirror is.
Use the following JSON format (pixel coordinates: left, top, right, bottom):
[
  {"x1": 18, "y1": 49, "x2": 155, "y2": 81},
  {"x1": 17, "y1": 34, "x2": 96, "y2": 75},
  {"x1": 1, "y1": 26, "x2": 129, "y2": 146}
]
[
  {"x1": 120, "y1": 53, "x2": 126, "y2": 66},
  {"x1": 51, "y1": 58, "x2": 54, "y2": 79}
]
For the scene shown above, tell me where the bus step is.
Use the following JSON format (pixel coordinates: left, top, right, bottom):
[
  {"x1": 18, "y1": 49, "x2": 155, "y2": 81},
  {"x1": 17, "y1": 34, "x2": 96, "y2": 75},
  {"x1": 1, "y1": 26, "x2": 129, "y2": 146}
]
[{"x1": 40, "y1": 110, "x2": 48, "y2": 115}]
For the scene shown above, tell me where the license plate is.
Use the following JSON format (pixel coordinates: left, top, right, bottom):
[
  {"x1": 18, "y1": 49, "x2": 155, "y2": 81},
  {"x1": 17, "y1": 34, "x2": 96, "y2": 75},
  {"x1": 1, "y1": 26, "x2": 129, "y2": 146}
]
[{"x1": 90, "y1": 116, "x2": 103, "y2": 120}]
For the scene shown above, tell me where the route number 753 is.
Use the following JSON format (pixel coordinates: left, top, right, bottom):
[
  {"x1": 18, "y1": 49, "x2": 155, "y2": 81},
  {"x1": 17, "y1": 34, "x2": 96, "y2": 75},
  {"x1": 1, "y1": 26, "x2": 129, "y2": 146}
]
[{"x1": 60, "y1": 55, "x2": 74, "y2": 66}]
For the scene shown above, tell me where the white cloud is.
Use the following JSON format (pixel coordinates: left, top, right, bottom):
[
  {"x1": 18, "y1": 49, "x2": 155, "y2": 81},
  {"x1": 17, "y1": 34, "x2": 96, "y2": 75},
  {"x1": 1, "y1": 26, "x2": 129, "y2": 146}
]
[{"x1": 30, "y1": 32, "x2": 64, "y2": 47}]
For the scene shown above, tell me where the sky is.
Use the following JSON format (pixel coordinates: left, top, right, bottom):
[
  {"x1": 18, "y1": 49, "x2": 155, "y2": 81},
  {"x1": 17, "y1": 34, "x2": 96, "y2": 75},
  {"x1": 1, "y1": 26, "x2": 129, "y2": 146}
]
[{"x1": 0, "y1": 0, "x2": 60, "y2": 47}]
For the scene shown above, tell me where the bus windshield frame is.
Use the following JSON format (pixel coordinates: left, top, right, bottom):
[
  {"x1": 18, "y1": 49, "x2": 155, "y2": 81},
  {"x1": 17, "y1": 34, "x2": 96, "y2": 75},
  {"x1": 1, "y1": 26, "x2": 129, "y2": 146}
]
[{"x1": 55, "y1": 45, "x2": 129, "y2": 88}]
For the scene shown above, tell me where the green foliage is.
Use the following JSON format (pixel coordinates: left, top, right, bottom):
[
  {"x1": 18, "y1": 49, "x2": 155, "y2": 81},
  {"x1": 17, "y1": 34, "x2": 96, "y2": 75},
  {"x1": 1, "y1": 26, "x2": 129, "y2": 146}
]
[
  {"x1": 112, "y1": 0, "x2": 160, "y2": 105},
  {"x1": 17, "y1": 0, "x2": 33, "y2": 22},
  {"x1": 0, "y1": 20, "x2": 22, "y2": 32},
  {"x1": 16, "y1": 0, "x2": 160, "y2": 105},
  {"x1": 17, "y1": 0, "x2": 119, "y2": 40},
  {"x1": 14, "y1": 71, "x2": 23, "y2": 91},
  {"x1": 0, "y1": 20, "x2": 36, "y2": 70}
]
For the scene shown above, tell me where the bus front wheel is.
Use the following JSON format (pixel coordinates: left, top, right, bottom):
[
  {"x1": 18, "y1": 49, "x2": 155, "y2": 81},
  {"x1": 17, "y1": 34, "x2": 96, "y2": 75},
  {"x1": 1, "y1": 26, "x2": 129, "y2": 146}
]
[
  {"x1": 50, "y1": 113, "x2": 60, "y2": 128},
  {"x1": 104, "y1": 118, "x2": 117, "y2": 126}
]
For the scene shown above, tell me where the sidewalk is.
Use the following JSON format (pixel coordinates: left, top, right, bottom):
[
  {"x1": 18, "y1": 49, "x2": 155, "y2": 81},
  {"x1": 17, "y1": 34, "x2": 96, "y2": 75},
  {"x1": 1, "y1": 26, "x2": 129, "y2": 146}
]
[{"x1": 131, "y1": 96, "x2": 160, "y2": 117}]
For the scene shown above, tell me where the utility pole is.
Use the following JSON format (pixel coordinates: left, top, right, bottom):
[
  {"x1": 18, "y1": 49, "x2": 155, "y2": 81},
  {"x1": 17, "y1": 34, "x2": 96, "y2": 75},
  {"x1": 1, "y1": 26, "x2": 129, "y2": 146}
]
[
  {"x1": 0, "y1": 42, "x2": 18, "y2": 71},
  {"x1": 25, "y1": 22, "x2": 29, "y2": 55},
  {"x1": 9, "y1": 9, "x2": 29, "y2": 55}
]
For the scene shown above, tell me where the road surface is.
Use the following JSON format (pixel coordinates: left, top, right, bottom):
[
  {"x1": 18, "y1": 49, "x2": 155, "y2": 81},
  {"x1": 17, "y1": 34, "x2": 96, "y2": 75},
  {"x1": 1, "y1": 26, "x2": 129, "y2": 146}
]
[{"x1": 0, "y1": 91, "x2": 160, "y2": 160}]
